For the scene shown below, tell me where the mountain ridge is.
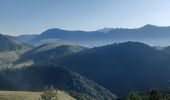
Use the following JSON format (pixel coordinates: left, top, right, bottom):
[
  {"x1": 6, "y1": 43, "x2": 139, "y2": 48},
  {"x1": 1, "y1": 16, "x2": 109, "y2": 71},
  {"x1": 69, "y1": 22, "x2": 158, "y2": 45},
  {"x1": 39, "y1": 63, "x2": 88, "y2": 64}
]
[
  {"x1": 17, "y1": 24, "x2": 170, "y2": 46},
  {"x1": 0, "y1": 34, "x2": 33, "y2": 52}
]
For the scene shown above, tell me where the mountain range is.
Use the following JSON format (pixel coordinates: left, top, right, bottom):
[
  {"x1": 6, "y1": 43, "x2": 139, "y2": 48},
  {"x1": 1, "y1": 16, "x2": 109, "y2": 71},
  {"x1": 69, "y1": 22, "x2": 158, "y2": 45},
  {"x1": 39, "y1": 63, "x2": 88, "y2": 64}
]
[
  {"x1": 0, "y1": 35, "x2": 118, "y2": 99},
  {"x1": 16, "y1": 41, "x2": 170, "y2": 95},
  {"x1": 53, "y1": 42, "x2": 170, "y2": 95},
  {"x1": 2, "y1": 25, "x2": 170, "y2": 99},
  {"x1": 18, "y1": 24, "x2": 170, "y2": 46}
]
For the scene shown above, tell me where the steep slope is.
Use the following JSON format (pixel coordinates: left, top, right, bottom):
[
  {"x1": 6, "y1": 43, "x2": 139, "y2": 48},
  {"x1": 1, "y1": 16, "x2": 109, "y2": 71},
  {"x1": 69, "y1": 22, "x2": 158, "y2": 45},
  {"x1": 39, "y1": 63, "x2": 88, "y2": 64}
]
[
  {"x1": 51, "y1": 42, "x2": 170, "y2": 95},
  {"x1": 0, "y1": 34, "x2": 33, "y2": 52},
  {"x1": 0, "y1": 64, "x2": 117, "y2": 100}
]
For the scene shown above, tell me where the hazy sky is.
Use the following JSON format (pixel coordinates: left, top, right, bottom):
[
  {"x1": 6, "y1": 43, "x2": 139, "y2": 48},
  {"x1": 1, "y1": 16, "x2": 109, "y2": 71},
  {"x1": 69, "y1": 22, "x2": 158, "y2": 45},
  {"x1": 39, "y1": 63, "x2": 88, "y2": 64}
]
[{"x1": 0, "y1": 0, "x2": 170, "y2": 35}]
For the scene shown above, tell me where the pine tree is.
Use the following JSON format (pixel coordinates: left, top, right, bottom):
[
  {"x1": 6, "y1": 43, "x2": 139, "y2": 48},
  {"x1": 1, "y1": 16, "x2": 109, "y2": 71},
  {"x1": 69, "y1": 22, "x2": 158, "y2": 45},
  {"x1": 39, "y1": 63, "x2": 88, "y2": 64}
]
[
  {"x1": 145, "y1": 89, "x2": 162, "y2": 100},
  {"x1": 126, "y1": 91, "x2": 141, "y2": 100}
]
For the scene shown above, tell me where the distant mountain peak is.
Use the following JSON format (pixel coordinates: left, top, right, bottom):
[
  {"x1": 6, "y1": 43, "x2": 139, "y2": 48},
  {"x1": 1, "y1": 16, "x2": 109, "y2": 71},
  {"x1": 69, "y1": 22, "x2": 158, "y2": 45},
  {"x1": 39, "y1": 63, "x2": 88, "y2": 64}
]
[
  {"x1": 141, "y1": 24, "x2": 159, "y2": 29},
  {"x1": 41, "y1": 28, "x2": 70, "y2": 35},
  {"x1": 43, "y1": 28, "x2": 65, "y2": 33},
  {"x1": 140, "y1": 24, "x2": 170, "y2": 29},
  {"x1": 46, "y1": 28, "x2": 64, "y2": 31}
]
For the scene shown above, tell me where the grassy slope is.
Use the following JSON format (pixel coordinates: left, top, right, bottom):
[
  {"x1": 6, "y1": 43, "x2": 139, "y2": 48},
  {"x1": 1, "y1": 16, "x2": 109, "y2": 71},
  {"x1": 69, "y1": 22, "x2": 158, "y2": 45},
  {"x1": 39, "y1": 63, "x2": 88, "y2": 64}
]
[
  {"x1": 0, "y1": 50, "x2": 28, "y2": 69},
  {"x1": 0, "y1": 91, "x2": 76, "y2": 100}
]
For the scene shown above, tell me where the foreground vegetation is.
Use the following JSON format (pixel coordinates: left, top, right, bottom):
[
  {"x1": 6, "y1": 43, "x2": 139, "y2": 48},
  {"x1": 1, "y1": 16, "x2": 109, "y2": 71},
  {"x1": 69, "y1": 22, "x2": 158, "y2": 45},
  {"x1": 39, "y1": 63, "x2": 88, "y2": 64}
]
[{"x1": 119, "y1": 89, "x2": 170, "y2": 100}]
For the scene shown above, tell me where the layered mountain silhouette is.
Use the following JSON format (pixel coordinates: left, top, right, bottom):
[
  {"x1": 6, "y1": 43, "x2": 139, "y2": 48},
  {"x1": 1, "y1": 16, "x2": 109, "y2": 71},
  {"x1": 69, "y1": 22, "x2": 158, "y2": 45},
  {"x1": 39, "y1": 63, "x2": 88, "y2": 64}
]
[
  {"x1": 18, "y1": 25, "x2": 170, "y2": 46},
  {"x1": 4, "y1": 24, "x2": 170, "y2": 98},
  {"x1": 0, "y1": 34, "x2": 33, "y2": 52},
  {"x1": 41, "y1": 42, "x2": 170, "y2": 95},
  {"x1": 15, "y1": 41, "x2": 170, "y2": 95}
]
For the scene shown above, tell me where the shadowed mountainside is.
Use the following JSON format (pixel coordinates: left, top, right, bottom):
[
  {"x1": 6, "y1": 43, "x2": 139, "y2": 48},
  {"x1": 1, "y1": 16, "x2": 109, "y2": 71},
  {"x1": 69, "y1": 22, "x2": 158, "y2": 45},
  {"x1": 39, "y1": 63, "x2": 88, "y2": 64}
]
[
  {"x1": 0, "y1": 63, "x2": 117, "y2": 100},
  {"x1": 47, "y1": 42, "x2": 170, "y2": 95}
]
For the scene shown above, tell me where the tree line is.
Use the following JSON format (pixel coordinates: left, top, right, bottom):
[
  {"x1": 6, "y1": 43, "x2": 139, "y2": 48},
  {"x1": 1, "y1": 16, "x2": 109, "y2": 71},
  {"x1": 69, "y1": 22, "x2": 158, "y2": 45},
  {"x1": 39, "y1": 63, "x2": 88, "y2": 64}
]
[{"x1": 119, "y1": 88, "x2": 170, "y2": 100}]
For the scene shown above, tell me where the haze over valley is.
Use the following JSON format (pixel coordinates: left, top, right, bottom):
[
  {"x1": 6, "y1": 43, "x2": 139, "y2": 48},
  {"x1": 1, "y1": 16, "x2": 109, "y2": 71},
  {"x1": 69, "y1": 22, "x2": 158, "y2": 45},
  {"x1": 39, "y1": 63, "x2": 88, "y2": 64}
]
[{"x1": 1, "y1": 0, "x2": 170, "y2": 100}]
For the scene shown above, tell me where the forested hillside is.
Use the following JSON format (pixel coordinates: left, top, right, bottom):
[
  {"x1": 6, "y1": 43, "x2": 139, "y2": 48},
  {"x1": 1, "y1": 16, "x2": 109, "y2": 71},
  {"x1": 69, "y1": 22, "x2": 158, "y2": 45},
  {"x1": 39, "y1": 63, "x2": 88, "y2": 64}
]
[
  {"x1": 0, "y1": 63, "x2": 117, "y2": 100},
  {"x1": 48, "y1": 42, "x2": 170, "y2": 95}
]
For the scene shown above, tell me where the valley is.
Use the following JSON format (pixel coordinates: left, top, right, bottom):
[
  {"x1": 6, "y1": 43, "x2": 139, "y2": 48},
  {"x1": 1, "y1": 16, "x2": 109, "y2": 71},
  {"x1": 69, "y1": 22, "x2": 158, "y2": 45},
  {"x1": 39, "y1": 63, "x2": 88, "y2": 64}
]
[
  {"x1": 1, "y1": 26, "x2": 170, "y2": 99},
  {"x1": 1, "y1": 0, "x2": 170, "y2": 99}
]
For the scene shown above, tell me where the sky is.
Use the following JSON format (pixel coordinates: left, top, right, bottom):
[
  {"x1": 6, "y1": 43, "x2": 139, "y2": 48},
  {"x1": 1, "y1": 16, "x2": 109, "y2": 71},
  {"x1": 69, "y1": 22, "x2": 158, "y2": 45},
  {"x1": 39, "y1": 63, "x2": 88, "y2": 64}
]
[{"x1": 0, "y1": 0, "x2": 170, "y2": 36}]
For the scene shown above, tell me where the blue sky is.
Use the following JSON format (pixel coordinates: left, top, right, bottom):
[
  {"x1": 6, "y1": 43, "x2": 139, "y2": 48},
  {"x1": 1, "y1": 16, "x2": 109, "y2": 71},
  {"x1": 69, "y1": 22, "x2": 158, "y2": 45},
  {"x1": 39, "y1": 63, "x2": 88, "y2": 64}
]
[{"x1": 0, "y1": 0, "x2": 170, "y2": 35}]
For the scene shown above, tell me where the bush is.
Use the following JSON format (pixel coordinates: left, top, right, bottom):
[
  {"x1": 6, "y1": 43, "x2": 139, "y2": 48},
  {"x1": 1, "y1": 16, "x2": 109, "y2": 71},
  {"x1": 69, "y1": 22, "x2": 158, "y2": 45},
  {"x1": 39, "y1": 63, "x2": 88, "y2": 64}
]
[
  {"x1": 144, "y1": 89, "x2": 162, "y2": 100},
  {"x1": 40, "y1": 86, "x2": 58, "y2": 100}
]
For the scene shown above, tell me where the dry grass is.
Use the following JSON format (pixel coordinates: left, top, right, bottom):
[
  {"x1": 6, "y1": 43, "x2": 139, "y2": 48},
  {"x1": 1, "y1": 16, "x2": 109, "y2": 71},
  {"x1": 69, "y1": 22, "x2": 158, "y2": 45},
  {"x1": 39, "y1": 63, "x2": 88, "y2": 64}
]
[{"x1": 0, "y1": 91, "x2": 76, "y2": 100}]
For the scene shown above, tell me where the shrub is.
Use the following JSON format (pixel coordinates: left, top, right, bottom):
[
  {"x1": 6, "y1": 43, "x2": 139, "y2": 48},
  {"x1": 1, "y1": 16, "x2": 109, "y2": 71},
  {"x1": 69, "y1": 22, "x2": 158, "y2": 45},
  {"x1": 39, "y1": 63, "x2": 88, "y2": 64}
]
[{"x1": 40, "y1": 86, "x2": 58, "y2": 100}]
